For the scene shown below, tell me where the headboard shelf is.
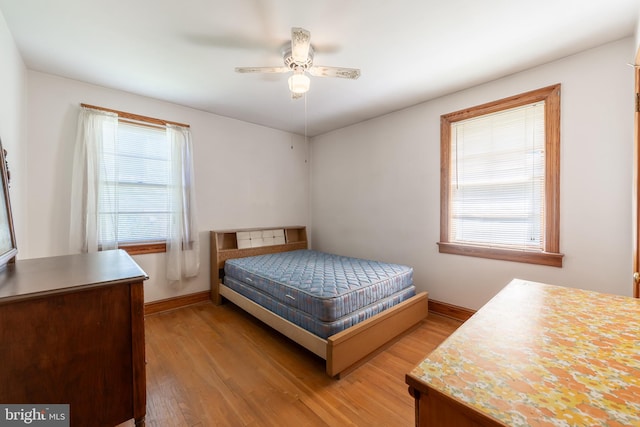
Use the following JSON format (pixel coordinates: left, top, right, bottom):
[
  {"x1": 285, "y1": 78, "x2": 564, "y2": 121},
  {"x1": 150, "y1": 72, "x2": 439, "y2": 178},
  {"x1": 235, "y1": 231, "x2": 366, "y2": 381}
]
[
  {"x1": 210, "y1": 226, "x2": 308, "y2": 304},
  {"x1": 284, "y1": 227, "x2": 307, "y2": 244},
  {"x1": 217, "y1": 232, "x2": 238, "y2": 251}
]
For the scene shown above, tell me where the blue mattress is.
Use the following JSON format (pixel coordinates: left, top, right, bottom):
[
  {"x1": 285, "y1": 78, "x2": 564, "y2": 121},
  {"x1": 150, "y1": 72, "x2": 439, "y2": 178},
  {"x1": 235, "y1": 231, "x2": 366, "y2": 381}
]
[
  {"x1": 224, "y1": 276, "x2": 417, "y2": 339},
  {"x1": 223, "y1": 249, "x2": 415, "y2": 323}
]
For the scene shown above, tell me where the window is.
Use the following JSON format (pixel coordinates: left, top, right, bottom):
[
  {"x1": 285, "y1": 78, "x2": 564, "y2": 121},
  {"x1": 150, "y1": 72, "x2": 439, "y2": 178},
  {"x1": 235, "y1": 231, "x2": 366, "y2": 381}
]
[
  {"x1": 438, "y1": 85, "x2": 563, "y2": 267},
  {"x1": 100, "y1": 121, "x2": 171, "y2": 253},
  {"x1": 72, "y1": 105, "x2": 200, "y2": 280}
]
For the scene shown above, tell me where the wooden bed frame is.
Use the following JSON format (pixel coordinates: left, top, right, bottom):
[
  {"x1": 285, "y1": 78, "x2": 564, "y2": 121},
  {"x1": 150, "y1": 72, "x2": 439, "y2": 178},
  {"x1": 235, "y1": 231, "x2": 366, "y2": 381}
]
[{"x1": 210, "y1": 226, "x2": 428, "y2": 378}]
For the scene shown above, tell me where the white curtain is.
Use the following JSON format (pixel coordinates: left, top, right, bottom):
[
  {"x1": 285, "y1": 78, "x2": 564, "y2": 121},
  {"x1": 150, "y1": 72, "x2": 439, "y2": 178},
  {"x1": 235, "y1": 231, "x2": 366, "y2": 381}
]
[
  {"x1": 166, "y1": 124, "x2": 200, "y2": 281},
  {"x1": 70, "y1": 107, "x2": 119, "y2": 253}
]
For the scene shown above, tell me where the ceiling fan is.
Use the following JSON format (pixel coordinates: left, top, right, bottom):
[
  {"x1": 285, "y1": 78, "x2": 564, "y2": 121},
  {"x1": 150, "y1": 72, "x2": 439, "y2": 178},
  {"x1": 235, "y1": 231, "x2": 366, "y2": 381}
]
[{"x1": 235, "y1": 27, "x2": 361, "y2": 99}]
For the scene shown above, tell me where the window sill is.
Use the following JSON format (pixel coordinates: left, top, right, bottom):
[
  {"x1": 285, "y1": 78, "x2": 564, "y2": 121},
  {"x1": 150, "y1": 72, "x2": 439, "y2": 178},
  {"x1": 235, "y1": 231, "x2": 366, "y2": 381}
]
[
  {"x1": 119, "y1": 242, "x2": 166, "y2": 256},
  {"x1": 437, "y1": 242, "x2": 563, "y2": 267}
]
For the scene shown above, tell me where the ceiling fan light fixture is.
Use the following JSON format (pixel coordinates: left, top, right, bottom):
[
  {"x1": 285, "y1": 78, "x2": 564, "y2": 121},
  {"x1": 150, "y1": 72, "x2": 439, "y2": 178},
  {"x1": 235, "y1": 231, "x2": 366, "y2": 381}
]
[
  {"x1": 235, "y1": 27, "x2": 360, "y2": 99},
  {"x1": 288, "y1": 71, "x2": 310, "y2": 94}
]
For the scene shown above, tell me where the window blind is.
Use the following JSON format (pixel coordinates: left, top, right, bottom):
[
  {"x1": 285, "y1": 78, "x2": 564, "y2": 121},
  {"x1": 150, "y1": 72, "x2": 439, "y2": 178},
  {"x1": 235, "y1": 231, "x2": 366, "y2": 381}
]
[
  {"x1": 449, "y1": 102, "x2": 545, "y2": 251},
  {"x1": 99, "y1": 121, "x2": 171, "y2": 244}
]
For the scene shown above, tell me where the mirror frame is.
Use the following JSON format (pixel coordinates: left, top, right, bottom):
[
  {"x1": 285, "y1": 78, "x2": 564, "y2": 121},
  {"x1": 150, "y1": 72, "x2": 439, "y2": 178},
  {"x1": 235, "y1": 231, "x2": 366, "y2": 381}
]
[{"x1": 0, "y1": 138, "x2": 17, "y2": 269}]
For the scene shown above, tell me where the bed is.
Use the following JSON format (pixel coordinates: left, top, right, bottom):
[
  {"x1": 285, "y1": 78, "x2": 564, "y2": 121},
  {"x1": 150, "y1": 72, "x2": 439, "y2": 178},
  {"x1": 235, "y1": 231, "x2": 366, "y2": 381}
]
[{"x1": 210, "y1": 226, "x2": 428, "y2": 378}]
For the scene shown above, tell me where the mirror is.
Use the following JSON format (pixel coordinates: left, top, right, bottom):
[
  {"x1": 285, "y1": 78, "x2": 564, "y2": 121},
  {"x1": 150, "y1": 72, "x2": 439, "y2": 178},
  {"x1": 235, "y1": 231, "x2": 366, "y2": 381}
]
[{"x1": 0, "y1": 138, "x2": 17, "y2": 269}]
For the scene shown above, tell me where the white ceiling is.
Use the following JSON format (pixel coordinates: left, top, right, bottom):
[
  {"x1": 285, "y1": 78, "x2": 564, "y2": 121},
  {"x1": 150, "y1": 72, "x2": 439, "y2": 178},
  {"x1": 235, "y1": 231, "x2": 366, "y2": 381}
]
[{"x1": 1, "y1": 1, "x2": 638, "y2": 136}]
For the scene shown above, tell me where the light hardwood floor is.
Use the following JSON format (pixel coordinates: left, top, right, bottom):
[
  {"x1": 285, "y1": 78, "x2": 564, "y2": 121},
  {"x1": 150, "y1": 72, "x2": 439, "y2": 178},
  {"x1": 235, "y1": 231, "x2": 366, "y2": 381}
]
[{"x1": 122, "y1": 301, "x2": 462, "y2": 427}]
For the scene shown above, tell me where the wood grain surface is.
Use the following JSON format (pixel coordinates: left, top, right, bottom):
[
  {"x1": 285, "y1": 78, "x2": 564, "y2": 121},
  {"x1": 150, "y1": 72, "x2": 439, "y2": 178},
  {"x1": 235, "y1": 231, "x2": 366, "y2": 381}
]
[{"x1": 118, "y1": 302, "x2": 461, "y2": 427}]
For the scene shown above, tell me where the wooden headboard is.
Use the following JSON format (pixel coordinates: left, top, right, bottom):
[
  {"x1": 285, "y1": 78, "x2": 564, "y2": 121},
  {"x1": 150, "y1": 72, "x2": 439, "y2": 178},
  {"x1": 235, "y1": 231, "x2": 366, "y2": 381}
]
[{"x1": 209, "y1": 226, "x2": 308, "y2": 304}]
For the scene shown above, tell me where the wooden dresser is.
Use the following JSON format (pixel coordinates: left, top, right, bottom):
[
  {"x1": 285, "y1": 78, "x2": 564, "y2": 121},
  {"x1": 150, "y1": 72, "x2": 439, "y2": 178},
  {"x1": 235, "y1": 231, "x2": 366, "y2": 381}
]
[
  {"x1": 0, "y1": 250, "x2": 148, "y2": 427},
  {"x1": 406, "y1": 279, "x2": 640, "y2": 427}
]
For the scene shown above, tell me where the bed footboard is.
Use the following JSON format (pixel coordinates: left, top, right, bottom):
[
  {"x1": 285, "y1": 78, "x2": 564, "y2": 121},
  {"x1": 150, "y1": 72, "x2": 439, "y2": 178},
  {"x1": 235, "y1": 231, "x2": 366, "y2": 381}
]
[{"x1": 327, "y1": 292, "x2": 428, "y2": 377}]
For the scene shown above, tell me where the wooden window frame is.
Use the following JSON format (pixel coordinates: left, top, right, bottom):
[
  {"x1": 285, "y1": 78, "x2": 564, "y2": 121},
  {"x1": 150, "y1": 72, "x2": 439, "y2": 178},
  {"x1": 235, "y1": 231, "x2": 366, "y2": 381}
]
[
  {"x1": 119, "y1": 242, "x2": 167, "y2": 256},
  {"x1": 438, "y1": 84, "x2": 564, "y2": 267}
]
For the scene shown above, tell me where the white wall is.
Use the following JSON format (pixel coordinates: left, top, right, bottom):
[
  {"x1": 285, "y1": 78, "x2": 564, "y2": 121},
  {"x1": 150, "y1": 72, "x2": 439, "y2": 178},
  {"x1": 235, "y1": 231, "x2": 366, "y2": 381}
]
[
  {"x1": 26, "y1": 72, "x2": 310, "y2": 302},
  {"x1": 311, "y1": 37, "x2": 636, "y2": 310},
  {"x1": 0, "y1": 9, "x2": 26, "y2": 256}
]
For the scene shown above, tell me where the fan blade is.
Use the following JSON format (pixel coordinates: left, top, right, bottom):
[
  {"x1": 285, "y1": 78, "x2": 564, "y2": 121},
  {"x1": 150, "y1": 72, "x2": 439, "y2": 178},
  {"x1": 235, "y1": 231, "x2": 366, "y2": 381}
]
[
  {"x1": 291, "y1": 27, "x2": 311, "y2": 64},
  {"x1": 185, "y1": 33, "x2": 281, "y2": 51},
  {"x1": 235, "y1": 66, "x2": 290, "y2": 74},
  {"x1": 308, "y1": 66, "x2": 361, "y2": 79}
]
